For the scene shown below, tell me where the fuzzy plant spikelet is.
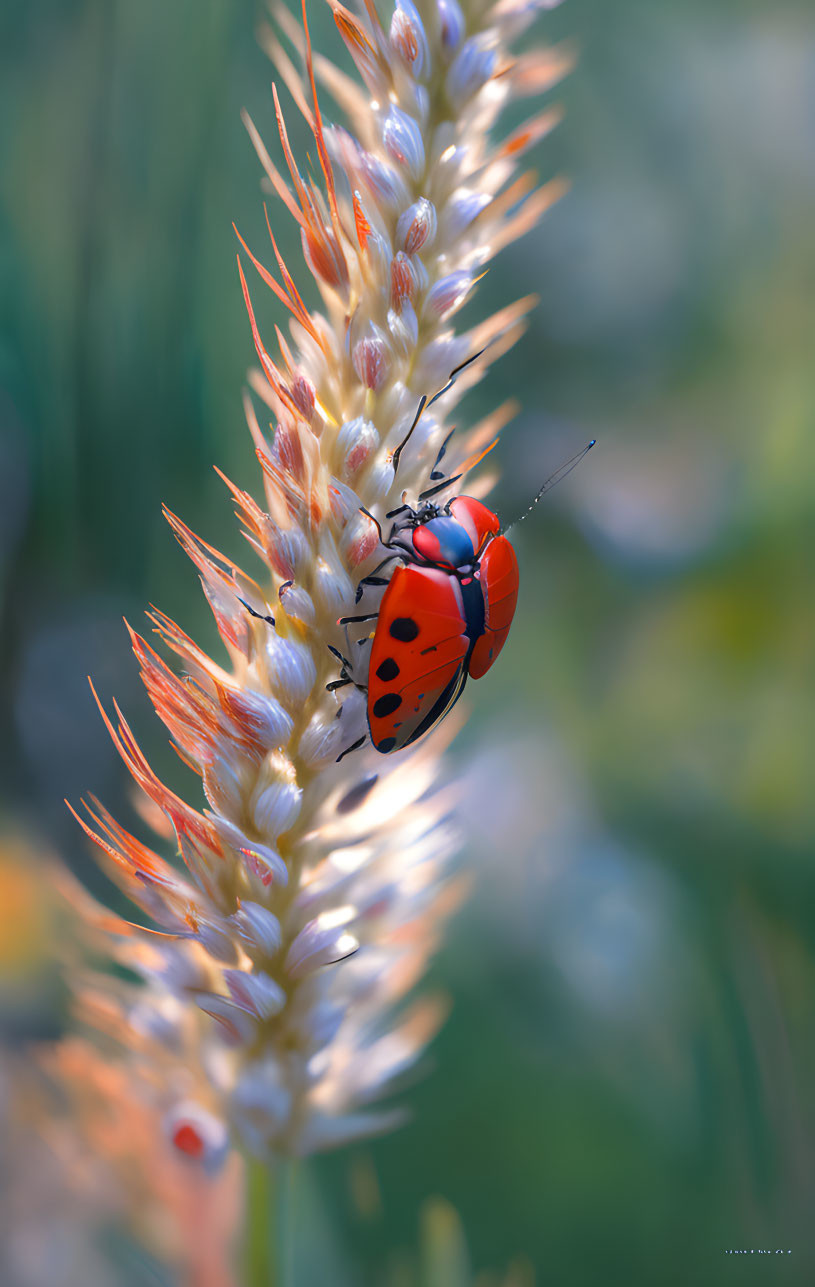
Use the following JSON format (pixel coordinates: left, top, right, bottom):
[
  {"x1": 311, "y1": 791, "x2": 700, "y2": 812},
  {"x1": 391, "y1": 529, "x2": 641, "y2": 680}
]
[{"x1": 65, "y1": 0, "x2": 570, "y2": 1162}]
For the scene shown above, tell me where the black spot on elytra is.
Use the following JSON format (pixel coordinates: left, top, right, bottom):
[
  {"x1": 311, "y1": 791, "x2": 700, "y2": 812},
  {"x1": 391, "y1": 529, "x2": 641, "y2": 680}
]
[
  {"x1": 373, "y1": 692, "x2": 402, "y2": 718},
  {"x1": 376, "y1": 657, "x2": 400, "y2": 682},
  {"x1": 378, "y1": 736, "x2": 397, "y2": 753},
  {"x1": 389, "y1": 616, "x2": 419, "y2": 642}
]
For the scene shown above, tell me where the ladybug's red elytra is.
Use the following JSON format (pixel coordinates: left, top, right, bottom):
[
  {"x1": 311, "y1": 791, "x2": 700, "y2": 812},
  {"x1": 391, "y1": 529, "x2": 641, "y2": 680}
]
[{"x1": 348, "y1": 493, "x2": 519, "y2": 754}]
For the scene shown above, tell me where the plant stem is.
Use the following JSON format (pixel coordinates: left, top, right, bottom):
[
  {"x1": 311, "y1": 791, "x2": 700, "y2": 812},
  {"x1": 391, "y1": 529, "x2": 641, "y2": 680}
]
[
  {"x1": 277, "y1": 1159, "x2": 296, "y2": 1287},
  {"x1": 243, "y1": 1155, "x2": 295, "y2": 1287}
]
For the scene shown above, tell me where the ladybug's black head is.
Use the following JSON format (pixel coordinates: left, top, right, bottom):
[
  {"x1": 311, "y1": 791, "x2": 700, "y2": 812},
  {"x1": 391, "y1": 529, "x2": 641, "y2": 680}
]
[
  {"x1": 413, "y1": 500, "x2": 443, "y2": 526},
  {"x1": 386, "y1": 498, "x2": 441, "y2": 530}
]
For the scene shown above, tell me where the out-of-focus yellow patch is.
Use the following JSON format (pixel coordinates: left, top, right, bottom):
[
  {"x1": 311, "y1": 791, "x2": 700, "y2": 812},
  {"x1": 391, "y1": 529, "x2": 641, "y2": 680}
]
[{"x1": 0, "y1": 838, "x2": 50, "y2": 980}]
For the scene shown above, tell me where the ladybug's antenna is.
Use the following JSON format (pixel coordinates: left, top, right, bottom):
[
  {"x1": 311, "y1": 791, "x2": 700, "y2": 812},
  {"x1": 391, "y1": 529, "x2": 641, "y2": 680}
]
[
  {"x1": 502, "y1": 439, "x2": 596, "y2": 535},
  {"x1": 390, "y1": 347, "x2": 487, "y2": 476}
]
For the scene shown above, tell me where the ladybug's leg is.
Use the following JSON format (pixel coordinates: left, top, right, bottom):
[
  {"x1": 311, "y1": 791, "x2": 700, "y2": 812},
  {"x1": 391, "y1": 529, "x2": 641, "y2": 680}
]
[
  {"x1": 342, "y1": 623, "x2": 367, "y2": 664},
  {"x1": 368, "y1": 555, "x2": 400, "y2": 577},
  {"x1": 359, "y1": 506, "x2": 385, "y2": 543},
  {"x1": 325, "y1": 639, "x2": 371, "y2": 695},
  {"x1": 325, "y1": 642, "x2": 359, "y2": 694},
  {"x1": 354, "y1": 553, "x2": 402, "y2": 603},
  {"x1": 336, "y1": 734, "x2": 366, "y2": 763},
  {"x1": 328, "y1": 642, "x2": 353, "y2": 669},
  {"x1": 359, "y1": 503, "x2": 415, "y2": 553},
  {"x1": 359, "y1": 503, "x2": 414, "y2": 556},
  {"x1": 338, "y1": 610, "x2": 379, "y2": 626},
  {"x1": 354, "y1": 574, "x2": 388, "y2": 599}
]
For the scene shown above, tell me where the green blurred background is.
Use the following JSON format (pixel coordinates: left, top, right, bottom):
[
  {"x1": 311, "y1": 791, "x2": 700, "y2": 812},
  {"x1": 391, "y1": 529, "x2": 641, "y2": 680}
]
[{"x1": 1, "y1": 0, "x2": 814, "y2": 1282}]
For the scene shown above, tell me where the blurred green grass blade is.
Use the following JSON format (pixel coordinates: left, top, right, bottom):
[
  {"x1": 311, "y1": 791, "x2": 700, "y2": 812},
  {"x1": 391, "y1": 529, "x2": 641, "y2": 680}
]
[{"x1": 420, "y1": 1198, "x2": 472, "y2": 1287}]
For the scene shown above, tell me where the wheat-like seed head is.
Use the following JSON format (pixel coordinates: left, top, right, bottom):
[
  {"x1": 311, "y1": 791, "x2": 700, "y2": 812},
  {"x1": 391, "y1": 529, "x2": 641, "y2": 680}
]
[{"x1": 63, "y1": 0, "x2": 570, "y2": 1163}]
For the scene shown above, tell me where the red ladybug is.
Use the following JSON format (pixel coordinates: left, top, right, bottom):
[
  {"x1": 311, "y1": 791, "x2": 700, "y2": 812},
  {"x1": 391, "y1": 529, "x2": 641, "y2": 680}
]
[
  {"x1": 330, "y1": 355, "x2": 594, "y2": 756},
  {"x1": 346, "y1": 494, "x2": 519, "y2": 754}
]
